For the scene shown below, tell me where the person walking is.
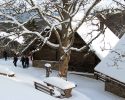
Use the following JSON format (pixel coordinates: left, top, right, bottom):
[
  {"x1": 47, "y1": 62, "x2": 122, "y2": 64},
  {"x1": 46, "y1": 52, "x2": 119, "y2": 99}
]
[
  {"x1": 21, "y1": 55, "x2": 26, "y2": 68},
  {"x1": 13, "y1": 54, "x2": 18, "y2": 67},
  {"x1": 3, "y1": 50, "x2": 8, "y2": 61},
  {"x1": 25, "y1": 56, "x2": 29, "y2": 68}
]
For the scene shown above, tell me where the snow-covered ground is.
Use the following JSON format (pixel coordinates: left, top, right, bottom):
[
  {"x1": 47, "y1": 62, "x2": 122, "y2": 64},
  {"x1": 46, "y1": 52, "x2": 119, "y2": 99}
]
[{"x1": 0, "y1": 58, "x2": 124, "y2": 100}]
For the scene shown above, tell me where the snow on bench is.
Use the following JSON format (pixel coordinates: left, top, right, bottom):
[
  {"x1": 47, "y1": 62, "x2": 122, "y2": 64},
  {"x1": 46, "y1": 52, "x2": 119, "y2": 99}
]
[
  {"x1": 34, "y1": 80, "x2": 61, "y2": 98},
  {"x1": 43, "y1": 77, "x2": 76, "y2": 98},
  {"x1": 0, "y1": 67, "x2": 15, "y2": 77}
]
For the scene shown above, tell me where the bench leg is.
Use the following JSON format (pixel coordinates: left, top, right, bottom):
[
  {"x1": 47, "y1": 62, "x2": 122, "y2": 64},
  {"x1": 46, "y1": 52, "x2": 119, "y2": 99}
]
[{"x1": 50, "y1": 89, "x2": 54, "y2": 95}]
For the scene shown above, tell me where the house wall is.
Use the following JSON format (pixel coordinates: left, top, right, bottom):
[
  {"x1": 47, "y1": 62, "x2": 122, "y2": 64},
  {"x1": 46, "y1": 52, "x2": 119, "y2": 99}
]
[
  {"x1": 69, "y1": 34, "x2": 100, "y2": 72},
  {"x1": 33, "y1": 45, "x2": 58, "y2": 61},
  {"x1": 33, "y1": 50, "x2": 99, "y2": 72},
  {"x1": 33, "y1": 33, "x2": 100, "y2": 73},
  {"x1": 105, "y1": 79, "x2": 125, "y2": 98},
  {"x1": 32, "y1": 60, "x2": 59, "y2": 70}
]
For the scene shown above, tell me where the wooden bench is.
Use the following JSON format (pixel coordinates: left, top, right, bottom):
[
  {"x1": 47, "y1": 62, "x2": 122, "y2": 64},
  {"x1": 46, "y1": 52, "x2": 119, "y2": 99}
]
[
  {"x1": 34, "y1": 82, "x2": 54, "y2": 96},
  {"x1": 43, "y1": 77, "x2": 76, "y2": 98},
  {"x1": 0, "y1": 71, "x2": 15, "y2": 77}
]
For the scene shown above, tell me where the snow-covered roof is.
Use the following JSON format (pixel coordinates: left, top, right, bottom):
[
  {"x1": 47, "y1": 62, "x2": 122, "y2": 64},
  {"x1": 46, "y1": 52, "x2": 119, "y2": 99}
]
[
  {"x1": 95, "y1": 0, "x2": 125, "y2": 10},
  {"x1": 43, "y1": 77, "x2": 76, "y2": 89},
  {"x1": 71, "y1": 4, "x2": 119, "y2": 60},
  {"x1": 95, "y1": 33, "x2": 125, "y2": 83},
  {"x1": 76, "y1": 19, "x2": 119, "y2": 60}
]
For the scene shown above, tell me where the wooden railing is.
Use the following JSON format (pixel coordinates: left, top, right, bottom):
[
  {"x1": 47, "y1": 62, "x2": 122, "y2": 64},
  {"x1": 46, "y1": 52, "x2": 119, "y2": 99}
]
[{"x1": 94, "y1": 71, "x2": 125, "y2": 86}]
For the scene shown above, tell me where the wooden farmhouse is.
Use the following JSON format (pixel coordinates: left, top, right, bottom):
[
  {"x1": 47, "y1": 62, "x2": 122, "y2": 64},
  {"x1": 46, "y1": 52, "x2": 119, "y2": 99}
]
[
  {"x1": 22, "y1": 30, "x2": 100, "y2": 73},
  {"x1": 22, "y1": 12, "x2": 125, "y2": 73},
  {"x1": 0, "y1": 10, "x2": 124, "y2": 75},
  {"x1": 94, "y1": 12, "x2": 125, "y2": 98},
  {"x1": 95, "y1": 33, "x2": 125, "y2": 98}
]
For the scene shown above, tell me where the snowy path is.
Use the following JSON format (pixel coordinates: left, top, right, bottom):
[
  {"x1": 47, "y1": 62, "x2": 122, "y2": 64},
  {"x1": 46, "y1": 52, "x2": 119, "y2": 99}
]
[{"x1": 0, "y1": 58, "x2": 124, "y2": 100}]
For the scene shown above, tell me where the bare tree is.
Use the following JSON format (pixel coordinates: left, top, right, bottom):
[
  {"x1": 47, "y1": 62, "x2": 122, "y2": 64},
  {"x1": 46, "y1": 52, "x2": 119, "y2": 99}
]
[{"x1": 0, "y1": 0, "x2": 123, "y2": 78}]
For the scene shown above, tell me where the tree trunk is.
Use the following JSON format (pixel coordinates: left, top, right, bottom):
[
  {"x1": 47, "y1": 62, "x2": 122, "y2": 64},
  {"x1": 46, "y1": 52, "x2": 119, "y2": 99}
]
[
  {"x1": 58, "y1": 33, "x2": 72, "y2": 78},
  {"x1": 58, "y1": 27, "x2": 74, "y2": 78},
  {"x1": 59, "y1": 49, "x2": 71, "y2": 78}
]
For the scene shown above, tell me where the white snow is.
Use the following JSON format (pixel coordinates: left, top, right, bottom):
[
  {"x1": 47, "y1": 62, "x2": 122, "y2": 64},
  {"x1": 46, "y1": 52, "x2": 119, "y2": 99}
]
[
  {"x1": 45, "y1": 63, "x2": 51, "y2": 67},
  {"x1": 0, "y1": 66, "x2": 14, "y2": 76},
  {"x1": 70, "y1": 0, "x2": 120, "y2": 60},
  {"x1": 43, "y1": 77, "x2": 76, "y2": 89},
  {"x1": 95, "y1": 33, "x2": 125, "y2": 83},
  {"x1": 76, "y1": 18, "x2": 119, "y2": 59},
  {"x1": 95, "y1": 0, "x2": 125, "y2": 10},
  {"x1": 0, "y1": 58, "x2": 123, "y2": 100},
  {"x1": 0, "y1": 31, "x2": 24, "y2": 43}
]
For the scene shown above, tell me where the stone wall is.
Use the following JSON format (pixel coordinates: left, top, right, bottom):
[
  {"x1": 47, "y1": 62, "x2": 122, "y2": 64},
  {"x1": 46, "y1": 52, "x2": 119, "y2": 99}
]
[
  {"x1": 105, "y1": 79, "x2": 125, "y2": 98},
  {"x1": 32, "y1": 60, "x2": 59, "y2": 70}
]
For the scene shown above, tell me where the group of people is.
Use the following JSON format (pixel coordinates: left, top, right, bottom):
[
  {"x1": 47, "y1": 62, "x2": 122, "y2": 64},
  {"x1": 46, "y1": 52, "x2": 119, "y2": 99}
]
[
  {"x1": 3, "y1": 50, "x2": 30, "y2": 68},
  {"x1": 20, "y1": 55, "x2": 29, "y2": 68},
  {"x1": 13, "y1": 54, "x2": 29, "y2": 68}
]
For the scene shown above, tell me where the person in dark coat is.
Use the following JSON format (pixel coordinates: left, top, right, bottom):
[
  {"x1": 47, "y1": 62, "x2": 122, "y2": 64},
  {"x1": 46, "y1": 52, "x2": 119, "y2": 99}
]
[
  {"x1": 20, "y1": 55, "x2": 26, "y2": 68},
  {"x1": 3, "y1": 50, "x2": 8, "y2": 61},
  {"x1": 13, "y1": 54, "x2": 18, "y2": 67},
  {"x1": 25, "y1": 56, "x2": 29, "y2": 68}
]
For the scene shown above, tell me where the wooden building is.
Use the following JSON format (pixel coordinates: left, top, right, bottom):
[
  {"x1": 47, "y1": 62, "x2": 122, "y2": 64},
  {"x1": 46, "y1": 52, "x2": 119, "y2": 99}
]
[
  {"x1": 94, "y1": 12, "x2": 125, "y2": 98},
  {"x1": 23, "y1": 31, "x2": 100, "y2": 73},
  {"x1": 23, "y1": 12, "x2": 125, "y2": 73}
]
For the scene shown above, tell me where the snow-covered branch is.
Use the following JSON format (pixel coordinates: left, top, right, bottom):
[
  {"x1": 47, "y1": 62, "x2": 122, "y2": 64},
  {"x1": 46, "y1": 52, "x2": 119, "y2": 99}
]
[
  {"x1": 74, "y1": 0, "x2": 101, "y2": 32},
  {"x1": 112, "y1": 0, "x2": 125, "y2": 9}
]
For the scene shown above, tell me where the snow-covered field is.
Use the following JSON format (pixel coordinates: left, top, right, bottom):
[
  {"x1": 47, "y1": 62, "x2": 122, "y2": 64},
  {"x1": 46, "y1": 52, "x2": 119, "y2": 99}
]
[{"x1": 0, "y1": 58, "x2": 124, "y2": 100}]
